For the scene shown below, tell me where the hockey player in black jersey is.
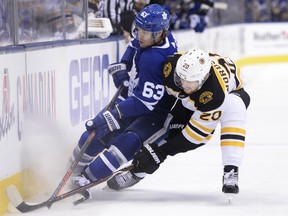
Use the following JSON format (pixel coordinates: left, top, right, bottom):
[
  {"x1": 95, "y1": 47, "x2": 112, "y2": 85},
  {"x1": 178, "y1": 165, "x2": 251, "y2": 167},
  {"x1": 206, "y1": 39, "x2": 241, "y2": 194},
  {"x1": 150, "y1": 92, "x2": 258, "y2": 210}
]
[{"x1": 107, "y1": 47, "x2": 250, "y2": 197}]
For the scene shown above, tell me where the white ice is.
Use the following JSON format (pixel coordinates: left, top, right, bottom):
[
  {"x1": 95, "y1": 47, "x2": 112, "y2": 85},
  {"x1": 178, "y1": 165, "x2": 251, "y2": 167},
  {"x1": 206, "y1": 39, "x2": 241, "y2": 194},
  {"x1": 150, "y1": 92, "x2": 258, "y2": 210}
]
[{"x1": 5, "y1": 63, "x2": 288, "y2": 216}]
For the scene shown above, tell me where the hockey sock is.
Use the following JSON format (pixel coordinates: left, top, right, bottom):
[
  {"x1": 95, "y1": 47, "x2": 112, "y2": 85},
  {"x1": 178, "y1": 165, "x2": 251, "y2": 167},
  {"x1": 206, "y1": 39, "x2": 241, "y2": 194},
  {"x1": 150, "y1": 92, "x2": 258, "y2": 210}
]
[
  {"x1": 83, "y1": 150, "x2": 121, "y2": 181},
  {"x1": 107, "y1": 131, "x2": 142, "y2": 161},
  {"x1": 70, "y1": 131, "x2": 107, "y2": 174}
]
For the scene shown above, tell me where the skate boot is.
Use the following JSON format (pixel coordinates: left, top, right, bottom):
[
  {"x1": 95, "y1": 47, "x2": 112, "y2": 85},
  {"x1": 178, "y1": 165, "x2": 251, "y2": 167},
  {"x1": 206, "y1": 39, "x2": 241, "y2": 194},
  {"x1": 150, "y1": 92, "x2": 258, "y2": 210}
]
[
  {"x1": 71, "y1": 174, "x2": 92, "y2": 205},
  {"x1": 106, "y1": 171, "x2": 143, "y2": 191},
  {"x1": 222, "y1": 165, "x2": 239, "y2": 194}
]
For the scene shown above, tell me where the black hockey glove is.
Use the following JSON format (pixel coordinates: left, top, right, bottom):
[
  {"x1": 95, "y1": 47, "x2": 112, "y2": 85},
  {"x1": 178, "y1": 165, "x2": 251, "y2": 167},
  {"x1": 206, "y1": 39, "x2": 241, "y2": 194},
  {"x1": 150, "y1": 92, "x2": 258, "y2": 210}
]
[
  {"x1": 132, "y1": 143, "x2": 167, "y2": 174},
  {"x1": 85, "y1": 105, "x2": 122, "y2": 138},
  {"x1": 107, "y1": 62, "x2": 129, "y2": 88}
]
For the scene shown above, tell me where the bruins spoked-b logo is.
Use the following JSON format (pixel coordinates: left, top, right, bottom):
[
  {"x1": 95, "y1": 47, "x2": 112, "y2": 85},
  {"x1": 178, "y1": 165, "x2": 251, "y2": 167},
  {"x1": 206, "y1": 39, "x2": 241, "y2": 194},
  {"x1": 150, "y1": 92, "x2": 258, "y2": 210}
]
[
  {"x1": 199, "y1": 91, "x2": 213, "y2": 104},
  {"x1": 163, "y1": 62, "x2": 172, "y2": 77}
]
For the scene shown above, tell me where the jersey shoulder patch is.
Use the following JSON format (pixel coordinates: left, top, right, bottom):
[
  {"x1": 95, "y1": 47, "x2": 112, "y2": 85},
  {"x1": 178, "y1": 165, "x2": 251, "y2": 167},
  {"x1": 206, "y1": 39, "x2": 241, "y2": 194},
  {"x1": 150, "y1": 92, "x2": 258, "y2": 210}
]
[
  {"x1": 163, "y1": 53, "x2": 182, "y2": 77},
  {"x1": 190, "y1": 70, "x2": 225, "y2": 111}
]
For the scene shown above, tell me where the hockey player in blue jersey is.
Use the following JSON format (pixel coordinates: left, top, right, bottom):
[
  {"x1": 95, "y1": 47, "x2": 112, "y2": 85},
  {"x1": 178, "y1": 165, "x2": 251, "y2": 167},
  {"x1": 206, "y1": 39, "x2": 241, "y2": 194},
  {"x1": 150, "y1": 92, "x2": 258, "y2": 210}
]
[{"x1": 69, "y1": 4, "x2": 179, "y2": 201}]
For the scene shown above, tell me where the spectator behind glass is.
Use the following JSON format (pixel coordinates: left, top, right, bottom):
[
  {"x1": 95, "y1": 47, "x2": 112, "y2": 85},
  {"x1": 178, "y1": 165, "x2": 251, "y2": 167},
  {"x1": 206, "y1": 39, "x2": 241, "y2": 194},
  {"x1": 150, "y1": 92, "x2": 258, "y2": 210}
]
[
  {"x1": 22, "y1": 0, "x2": 79, "y2": 42},
  {"x1": 245, "y1": 0, "x2": 255, "y2": 22},
  {"x1": 173, "y1": 0, "x2": 213, "y2": 32},
  {"x1": 18, "y1": 0, "x2": 37, "y2": 43},
  {"x1": 279, "y1": 0, "x2": 288, "y2": 21},
  {"x1": 271, "y1": 0, "x2": 288, "y2": 21},
  {"x1": 254, "y1": 0, "x2": 270, "y2": 22},
  {"x1": 102, "y1": 0, "x2": 123, "y2": 35},
  {"x1": 66, "y1": 0, "x2": 85, "y2": 28},
  {"x1": 120, "y1": 0, "x2": 150, "y2": 43},
  {"x1": 0, "y1": 0, "x2": 11, "y2": 45},
  {"x1": 164, "y1": 0, "x2": 181, "y2": 30},
  {"x1": 150, "y1": 0, "x2": 165, "y2": 5}
]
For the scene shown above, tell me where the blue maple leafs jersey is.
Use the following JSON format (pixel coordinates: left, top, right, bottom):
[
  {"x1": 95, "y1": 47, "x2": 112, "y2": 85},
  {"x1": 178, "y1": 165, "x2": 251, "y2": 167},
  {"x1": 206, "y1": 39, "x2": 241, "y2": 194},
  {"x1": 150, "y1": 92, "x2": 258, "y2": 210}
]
[{"x1": 118, "y1": 31, "x2": 178, "y2": 119}]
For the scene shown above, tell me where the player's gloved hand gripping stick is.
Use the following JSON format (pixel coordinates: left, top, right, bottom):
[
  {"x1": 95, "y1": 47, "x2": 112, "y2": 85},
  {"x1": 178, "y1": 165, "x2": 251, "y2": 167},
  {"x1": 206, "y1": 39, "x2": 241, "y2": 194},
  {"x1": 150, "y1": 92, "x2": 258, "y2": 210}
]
[{"x1": 82, "y1": 63, "x2": 130, "y2": 139}]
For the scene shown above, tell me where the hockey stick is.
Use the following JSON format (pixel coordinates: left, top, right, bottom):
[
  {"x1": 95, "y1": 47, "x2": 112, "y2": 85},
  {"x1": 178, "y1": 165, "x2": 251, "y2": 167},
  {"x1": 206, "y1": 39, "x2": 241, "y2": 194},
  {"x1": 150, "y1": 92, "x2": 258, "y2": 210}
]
[
  {"x1": 45, "y1": 83, "x2": 126, "y2": 209},
  {"x1": 6, "y1": 164, "x2": 134, "y2": 213}
]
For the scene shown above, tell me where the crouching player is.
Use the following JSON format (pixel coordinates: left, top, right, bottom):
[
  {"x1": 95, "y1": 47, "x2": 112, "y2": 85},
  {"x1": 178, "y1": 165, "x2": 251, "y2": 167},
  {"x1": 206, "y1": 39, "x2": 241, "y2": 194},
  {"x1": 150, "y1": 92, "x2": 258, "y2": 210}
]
[
  {"x1": 107, "y1": 47, "x2": 250, "y2": 197},
  {"x1": 68, "y1": 4, "x2": 179, "y2": 201}
]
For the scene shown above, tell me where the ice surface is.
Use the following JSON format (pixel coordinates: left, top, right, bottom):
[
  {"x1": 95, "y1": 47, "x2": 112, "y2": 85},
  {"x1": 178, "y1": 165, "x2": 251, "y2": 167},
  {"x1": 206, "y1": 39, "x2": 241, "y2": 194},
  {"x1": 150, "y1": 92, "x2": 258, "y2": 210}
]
[{"x1": 5, "y1": 63, "x2": 288, "y2": 216}]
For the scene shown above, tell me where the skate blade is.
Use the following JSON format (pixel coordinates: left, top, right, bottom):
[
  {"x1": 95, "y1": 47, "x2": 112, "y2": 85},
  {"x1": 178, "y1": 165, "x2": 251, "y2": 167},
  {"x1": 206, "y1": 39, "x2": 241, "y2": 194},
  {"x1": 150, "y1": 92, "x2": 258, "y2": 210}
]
[
  {"x1": 225, "y1": 193, "x2": 236, "y2": 204},
  {"x1": 102, "y1": 185, "x2": 120, "y2": 192}
]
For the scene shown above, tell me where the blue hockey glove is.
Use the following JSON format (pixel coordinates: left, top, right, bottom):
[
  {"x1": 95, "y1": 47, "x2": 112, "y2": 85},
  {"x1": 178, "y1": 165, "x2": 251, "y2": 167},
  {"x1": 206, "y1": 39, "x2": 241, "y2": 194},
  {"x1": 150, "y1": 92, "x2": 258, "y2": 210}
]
[
  {"x1": 132, "y1": 143, "x2": 167, "y2": 174},
  {"x1": 85, "y1": 106, "x2": 122, "y2": 138},
  {"x1": 107, "y1": 63, "x2": 129, "y2": 88}
]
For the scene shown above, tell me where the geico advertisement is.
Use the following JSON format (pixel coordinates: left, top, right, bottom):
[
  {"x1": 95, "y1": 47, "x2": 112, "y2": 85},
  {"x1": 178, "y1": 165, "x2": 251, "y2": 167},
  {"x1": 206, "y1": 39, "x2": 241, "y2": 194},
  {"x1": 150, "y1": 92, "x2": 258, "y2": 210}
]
[{"x1": 66, "y1": 42, "x2": 117, "y2": 126}]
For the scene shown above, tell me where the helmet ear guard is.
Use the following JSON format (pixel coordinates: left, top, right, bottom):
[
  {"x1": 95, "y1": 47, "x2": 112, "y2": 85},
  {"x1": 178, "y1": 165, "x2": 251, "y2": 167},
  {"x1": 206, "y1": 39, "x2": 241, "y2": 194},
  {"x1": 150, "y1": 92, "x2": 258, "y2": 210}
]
[{"x1": 174, "y1": 48, "x2": 211, "y2": 90}]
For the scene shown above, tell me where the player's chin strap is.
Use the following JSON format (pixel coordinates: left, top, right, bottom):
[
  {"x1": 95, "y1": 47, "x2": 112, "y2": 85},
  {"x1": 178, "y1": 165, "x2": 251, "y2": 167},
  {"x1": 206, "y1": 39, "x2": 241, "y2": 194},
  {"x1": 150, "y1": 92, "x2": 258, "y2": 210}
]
[{"x1": 46, "y1": 84, "x2": 126, "y2": 209}]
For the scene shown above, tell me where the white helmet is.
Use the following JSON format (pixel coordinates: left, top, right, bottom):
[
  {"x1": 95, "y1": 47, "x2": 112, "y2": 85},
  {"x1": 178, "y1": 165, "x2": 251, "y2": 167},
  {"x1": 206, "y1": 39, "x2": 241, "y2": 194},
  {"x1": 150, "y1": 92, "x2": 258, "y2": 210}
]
[{"x1": 175, "y1": 48, "x2": 211, "y2": 90}]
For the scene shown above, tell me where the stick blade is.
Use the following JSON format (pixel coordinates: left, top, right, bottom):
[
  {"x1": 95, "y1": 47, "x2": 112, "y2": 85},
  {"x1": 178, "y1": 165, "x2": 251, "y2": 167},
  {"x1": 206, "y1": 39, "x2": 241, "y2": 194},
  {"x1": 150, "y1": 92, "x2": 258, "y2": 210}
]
[
  {"x1": 6, "y1": 185, "x2": 24, "y2": 207},
  {"x1": 6, "y1": 185, "x2": 39, "y2": 213}
]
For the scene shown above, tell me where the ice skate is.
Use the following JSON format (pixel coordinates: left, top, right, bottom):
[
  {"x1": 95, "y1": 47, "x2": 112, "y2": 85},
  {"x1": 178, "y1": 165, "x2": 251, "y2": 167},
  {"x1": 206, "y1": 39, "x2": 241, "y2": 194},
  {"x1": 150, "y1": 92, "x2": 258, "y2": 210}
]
[
  {"x1": 71, "y1": 174, "x2": 92, "y2": 205},
  {"x1": 222, "y1": 165, "x2": 239, "y2": 203},
  {"x1": 106, "y1": 171, "x2": 143, "y2": 191}
]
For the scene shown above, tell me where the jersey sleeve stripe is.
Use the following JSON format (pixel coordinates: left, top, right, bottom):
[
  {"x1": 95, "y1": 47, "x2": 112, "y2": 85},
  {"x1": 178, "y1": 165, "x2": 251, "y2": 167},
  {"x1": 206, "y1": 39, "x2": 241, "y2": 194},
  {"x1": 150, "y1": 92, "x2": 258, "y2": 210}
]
[
  {"x1": 191, "y1": 119, "x2": 214, "y2": 133},
  {"x1": 184, "y1": 126, "x2": 204, "y2": 142},
  {"x1": 212, "y1": 65, "x2": 228, "y2": 93},
  {"x1": 165, "y1": 86, "x2": 179, "y2": 97},
  {"x1": 184, "y1": 120, "x2": 214, "y2": 143},
  {"x1": 235, "y1": 66, "x2": 244, "y2": 90},
  {"x1": 187, "y1": 121, "x2": 209, "y2": 137},
  {"x1": 205, "y1": 134, "x2": 213, "y2": 141}
]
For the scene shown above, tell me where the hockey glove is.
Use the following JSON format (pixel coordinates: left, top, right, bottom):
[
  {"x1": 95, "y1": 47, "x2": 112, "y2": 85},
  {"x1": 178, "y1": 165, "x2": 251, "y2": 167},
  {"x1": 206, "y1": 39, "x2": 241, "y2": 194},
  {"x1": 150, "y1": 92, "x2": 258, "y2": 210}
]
[
  {"x1": 132, "y1": 143, "x2": 167, "y2": 174},
  {"x1": 107, "y1": 63, "x2": 129, "y2": 88},
  {"x1": 85, "y1": 106, "x2": 122, "y2": 138}
]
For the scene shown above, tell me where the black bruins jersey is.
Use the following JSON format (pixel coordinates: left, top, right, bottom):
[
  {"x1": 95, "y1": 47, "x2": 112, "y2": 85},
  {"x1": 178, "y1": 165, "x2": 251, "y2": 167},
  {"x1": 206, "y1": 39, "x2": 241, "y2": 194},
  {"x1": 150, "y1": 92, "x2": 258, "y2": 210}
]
[{"x1": 160, "y1": 52, "x2": 250, "y2": 156}]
